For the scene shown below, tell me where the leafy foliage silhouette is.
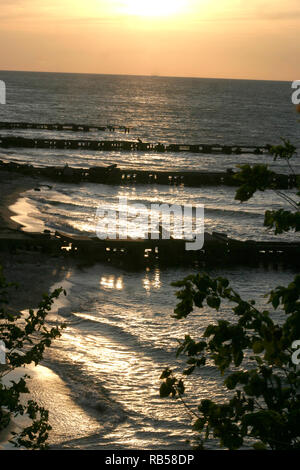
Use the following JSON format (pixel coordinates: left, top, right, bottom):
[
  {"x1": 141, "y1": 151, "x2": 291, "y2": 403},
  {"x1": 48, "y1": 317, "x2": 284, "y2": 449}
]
[
  {"x1": 160, "y1": 139, "x2": 300, "y2": 449},
  {"x1": 0, "y1": 269, "x2": 65, "y2": 449}
]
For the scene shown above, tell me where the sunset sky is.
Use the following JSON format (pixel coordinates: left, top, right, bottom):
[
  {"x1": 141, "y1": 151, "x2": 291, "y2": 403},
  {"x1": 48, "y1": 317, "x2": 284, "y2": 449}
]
[{"x1": 1, "y1": 0, "x2": 299, "y2": 80}]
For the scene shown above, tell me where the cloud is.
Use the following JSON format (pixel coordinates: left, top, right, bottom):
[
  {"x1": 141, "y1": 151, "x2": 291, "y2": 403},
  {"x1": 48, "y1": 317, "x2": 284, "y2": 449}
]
[
  {"x1": 248, "y1": 0, "x2": 300, "y2": 21},
  {"x1": 258, "y1": 10, "x2": 300, "y2": 20},
  {"x1": 0, "y1": 0, "x2": 33, "y2": 4}
]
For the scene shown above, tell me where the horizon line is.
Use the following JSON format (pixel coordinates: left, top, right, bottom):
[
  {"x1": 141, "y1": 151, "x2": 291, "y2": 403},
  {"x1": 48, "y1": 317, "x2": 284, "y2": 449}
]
[{"x1": 0, "y1": 69, "x2": 292, "y2": 83}]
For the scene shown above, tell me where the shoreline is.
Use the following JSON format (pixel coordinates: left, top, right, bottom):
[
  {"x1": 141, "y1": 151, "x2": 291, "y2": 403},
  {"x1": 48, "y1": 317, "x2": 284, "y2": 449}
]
[
  {"x1": 1, "y1": 169, "x2": 299, "y2": 271},
  {"x1": 0, "y1": 170, "x2": 38, "y2": 231},
  {"x1": 0, "y1": 363, "x2": 100, "y2": 450},
  {"x1": 0, "y1": 170, "x2": 79, "y2": 449},
  {"x1": 0, "y1": 170, "x2": 71, "y2": 310}
]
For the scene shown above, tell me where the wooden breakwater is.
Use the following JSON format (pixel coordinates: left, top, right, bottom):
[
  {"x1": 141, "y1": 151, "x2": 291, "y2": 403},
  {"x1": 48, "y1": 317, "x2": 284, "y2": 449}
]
[
  {"x1": 0, "y1": 230, "x2": 299, "y2": 268},
  {"x1": 0, "y1": 134, "x2": 268, "y2": 155},
  {"x1": 0, "y1": 121, "x2": 130, "y2": 134},
  {"x1": 0, "y1": 160, "x2": 296, "y2": 189}
]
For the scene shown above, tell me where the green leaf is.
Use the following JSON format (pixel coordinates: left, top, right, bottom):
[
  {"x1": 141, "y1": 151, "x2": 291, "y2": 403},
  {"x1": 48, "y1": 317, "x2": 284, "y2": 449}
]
[
  {"x1": 253, "y1": 442, "x2": 267, "y2": 450},
  {"x1": 253, "y1": 341, "x2": 264, "y2": 354}
]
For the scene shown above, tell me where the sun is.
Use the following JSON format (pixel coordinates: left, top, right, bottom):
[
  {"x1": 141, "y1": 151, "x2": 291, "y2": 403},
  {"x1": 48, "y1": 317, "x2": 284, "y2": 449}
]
[{"x1": 121, "y1": 0, "x2": 186, "y2": 18}]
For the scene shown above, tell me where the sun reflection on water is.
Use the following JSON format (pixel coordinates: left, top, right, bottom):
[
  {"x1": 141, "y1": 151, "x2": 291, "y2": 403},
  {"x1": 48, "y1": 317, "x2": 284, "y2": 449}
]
[
  {"x1": 98, "y1": 270, "x2": 161, "y2": 293},
  {"x1": 100, "y1": 275, "x2": 124, "y2": 290},
  {"x1": 143, "y1": 268, "x2": 161, "y2": 292}
]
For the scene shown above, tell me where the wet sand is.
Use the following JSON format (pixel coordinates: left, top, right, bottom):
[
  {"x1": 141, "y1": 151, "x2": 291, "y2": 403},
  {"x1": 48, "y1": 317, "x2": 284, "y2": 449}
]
[
  {"x1": 0, "y1": 170, "x2": 76, "y2": 449},
  {"x1": 0, "y1": 169, "x2": 69, "y2": 311},
  {"x1": 0, "y1": 170, "x2": 38, "y2": 230}
]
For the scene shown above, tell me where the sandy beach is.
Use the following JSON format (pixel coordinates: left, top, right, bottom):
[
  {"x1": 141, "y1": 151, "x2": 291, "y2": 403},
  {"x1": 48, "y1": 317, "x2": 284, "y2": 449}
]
[
  {"x1": 0, "y1": 170, "x2": 37, "y2": 230},
  {"x1": 0, "y1": 169, "x2": 77, "y2": 449},
  {"x1": 0, "y1": 169, "x2": 70, "y2": 310}
]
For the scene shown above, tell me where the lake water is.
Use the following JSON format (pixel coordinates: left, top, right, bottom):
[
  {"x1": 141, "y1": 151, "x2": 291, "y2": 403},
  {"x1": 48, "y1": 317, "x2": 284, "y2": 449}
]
[{"x1": 1, "y1": 71, "x2": 299, "y2": 449}]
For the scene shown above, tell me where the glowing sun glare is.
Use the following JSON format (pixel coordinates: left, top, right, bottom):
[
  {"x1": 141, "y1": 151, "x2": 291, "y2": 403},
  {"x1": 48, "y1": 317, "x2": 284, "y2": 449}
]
[{"x1": 122, "y1": 0, "x2": 186, "y2": 17}]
